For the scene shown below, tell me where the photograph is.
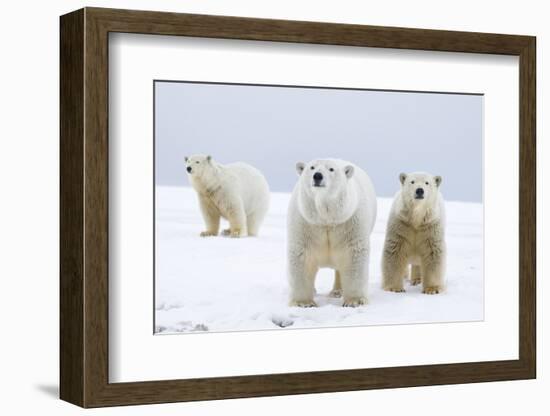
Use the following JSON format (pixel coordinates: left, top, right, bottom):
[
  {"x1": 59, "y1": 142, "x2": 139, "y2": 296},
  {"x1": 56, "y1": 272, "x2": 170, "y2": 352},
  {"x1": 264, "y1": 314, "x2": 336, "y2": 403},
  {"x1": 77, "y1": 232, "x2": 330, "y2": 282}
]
[{"x1": 154, "y1": 80, "x2": 484, "y2": 334}]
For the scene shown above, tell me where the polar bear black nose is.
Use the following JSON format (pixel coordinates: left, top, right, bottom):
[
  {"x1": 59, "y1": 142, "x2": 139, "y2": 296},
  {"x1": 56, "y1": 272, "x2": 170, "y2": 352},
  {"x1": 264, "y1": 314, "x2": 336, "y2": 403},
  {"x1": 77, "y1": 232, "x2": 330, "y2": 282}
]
[
  {"x1": 313, "y1": 172, "x2": 323, "y2": 182},
  {"x1": 186, "y1": 166, "x2": 192, "y2": 173},
  {"x1": 415, "y1": 188, "x2": 424, "y2": 196}
]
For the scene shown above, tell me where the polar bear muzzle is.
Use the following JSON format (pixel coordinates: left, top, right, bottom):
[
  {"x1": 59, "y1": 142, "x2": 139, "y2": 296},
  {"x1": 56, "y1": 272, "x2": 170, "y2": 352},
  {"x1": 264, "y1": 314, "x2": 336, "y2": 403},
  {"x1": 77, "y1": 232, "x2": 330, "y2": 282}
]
[{"x1": 313, "y1": 172, "x2": 324, "y2": 187}]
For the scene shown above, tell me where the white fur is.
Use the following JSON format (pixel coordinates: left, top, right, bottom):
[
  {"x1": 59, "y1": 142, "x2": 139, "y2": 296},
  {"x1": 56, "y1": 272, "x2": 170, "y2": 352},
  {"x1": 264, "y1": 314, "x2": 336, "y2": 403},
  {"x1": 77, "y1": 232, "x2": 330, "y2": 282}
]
[
  {"x1": 185, "y1": 155, "x2": 270, "y2": 237},
  {"x1": 381, "y1": 172, "x2": 446, "y2": 294},
  {"x1": 286, "y1": 159, "x2": 377, "y2": 307}
]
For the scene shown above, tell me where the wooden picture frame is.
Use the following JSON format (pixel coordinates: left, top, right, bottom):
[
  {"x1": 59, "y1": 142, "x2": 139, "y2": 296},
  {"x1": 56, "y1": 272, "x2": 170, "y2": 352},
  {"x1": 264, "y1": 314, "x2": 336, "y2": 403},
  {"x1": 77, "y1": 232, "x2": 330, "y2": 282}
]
[{"x1": 60, "y1": 7, "x2": 536, "y2": 408}]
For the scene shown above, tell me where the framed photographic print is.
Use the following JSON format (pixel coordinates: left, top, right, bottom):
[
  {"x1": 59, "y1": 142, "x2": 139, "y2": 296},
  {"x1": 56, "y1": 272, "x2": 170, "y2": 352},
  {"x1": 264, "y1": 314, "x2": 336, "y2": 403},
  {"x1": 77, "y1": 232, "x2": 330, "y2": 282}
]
[{"x1": 60, "y1": 7, "x2": 536, "y2": 408}]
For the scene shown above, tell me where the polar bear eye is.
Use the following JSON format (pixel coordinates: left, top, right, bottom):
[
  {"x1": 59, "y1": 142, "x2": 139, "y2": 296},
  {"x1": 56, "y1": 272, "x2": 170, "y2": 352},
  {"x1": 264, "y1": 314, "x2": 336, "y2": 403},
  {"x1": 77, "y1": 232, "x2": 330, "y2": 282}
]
[
  {"x1": 329, "y1": 168, "x2": 334, "y2": 172},
  {"x1": 411, "y1": 180, "x2": 415, "y2": 184},
  {"x1": 310, "y1": 166, "x2": 315, "y2": 170},
  {"x1": 425, "y1": 181, "x2": 429, "y2": 185},
  {"x1": 196, "y1": 161, "x2": 200, "y2": 164}
]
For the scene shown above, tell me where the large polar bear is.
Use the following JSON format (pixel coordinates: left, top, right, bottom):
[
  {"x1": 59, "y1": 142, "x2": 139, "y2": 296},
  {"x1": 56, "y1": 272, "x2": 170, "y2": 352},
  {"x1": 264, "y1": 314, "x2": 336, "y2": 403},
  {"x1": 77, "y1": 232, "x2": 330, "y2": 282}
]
[
  {"x1": 185, "y1": 155, "x2": 270, "y2": 238},
  {"x1": 382, "y1": 172, "x2": 446, "y2": 294},
  {"x1": 287, "y1": 159, "x2": 377, "y2": 307}
]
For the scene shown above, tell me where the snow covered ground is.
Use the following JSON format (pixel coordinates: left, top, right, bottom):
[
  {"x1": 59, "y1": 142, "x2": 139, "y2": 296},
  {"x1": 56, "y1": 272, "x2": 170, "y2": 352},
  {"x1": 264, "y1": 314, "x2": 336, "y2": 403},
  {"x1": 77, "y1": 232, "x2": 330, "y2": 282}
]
[{"x1": 155, "y1": 186, "x2": 483, "y2": 334}]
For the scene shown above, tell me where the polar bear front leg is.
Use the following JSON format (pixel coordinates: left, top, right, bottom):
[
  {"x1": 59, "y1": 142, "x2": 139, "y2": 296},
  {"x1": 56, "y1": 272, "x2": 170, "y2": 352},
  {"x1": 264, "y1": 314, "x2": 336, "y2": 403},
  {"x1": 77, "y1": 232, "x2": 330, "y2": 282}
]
[
  {"x1": 340, "y1": 249, "x2": 369, "y2": 307},
  {"x1": 382, "y1": 238, "x2": 409, "y2": 293},
  {"x1": 288, "y1": 250, "x2": 318, "y2": 307},
  {"x1": 422, "y1": 264, "x2": 444, "y2": 294},
  {"x1": 198, "y1": 196, "x2": 220, "y2": 237},
  {"x1": 422, "y1": 234, "x2": 445, "y2": 295},
  {"x1": 421, "y1": 248, "x2": 445, "y2": 294}
]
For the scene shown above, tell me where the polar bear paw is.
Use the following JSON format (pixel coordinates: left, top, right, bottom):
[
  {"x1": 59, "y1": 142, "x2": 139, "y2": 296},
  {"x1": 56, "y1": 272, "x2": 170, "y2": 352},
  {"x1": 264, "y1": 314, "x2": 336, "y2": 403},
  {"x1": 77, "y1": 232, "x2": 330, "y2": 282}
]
[
  {"x1": 343, "y1": 297, "x2": 368, "y2": 307},
  {"x1": 221, "y1": 228, "x2": 244, "y2": 238},
  {"x1": 328, "y1": 289, "x2": 342, "y2": 298},
  {"x1": 290, "y1": 299, "x2": 317, "y2": 308},
  {"x1": 230, "y1": 230, "x2": 243, "y2": 238},
  {"x1": 384, "y1": 286, "x2": 406, "y2": 293},
  {"x1": 410, "y1": 277, "x2": 422, "y2": 286},
  {"x1": 423, "y1": 286, "x2": 441, "y2": 295},
  {"x1": 200, "y1": 231, "x2": 218, "y2": 237}
]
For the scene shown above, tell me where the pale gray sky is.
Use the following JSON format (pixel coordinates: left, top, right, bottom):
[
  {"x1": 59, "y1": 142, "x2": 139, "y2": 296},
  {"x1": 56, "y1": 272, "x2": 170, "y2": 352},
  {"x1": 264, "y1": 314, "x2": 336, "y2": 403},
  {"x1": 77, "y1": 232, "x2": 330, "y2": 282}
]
[{"x1": 155, "y1": 81, "x2": 482, "y2": 202}]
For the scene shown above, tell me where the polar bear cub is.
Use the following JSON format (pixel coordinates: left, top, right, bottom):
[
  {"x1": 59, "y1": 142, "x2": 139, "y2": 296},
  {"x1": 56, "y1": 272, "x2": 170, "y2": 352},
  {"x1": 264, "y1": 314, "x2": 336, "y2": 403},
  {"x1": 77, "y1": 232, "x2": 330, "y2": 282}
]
[
  {"x1": 382, "y1": 172, "x2": 446, "y2": 294},
  {"x1": 287, "y1": 159, "x2": 377, "y2": 307},
  {"x1": 185, "y1": 155, "x2": 270, "y2": 238}
]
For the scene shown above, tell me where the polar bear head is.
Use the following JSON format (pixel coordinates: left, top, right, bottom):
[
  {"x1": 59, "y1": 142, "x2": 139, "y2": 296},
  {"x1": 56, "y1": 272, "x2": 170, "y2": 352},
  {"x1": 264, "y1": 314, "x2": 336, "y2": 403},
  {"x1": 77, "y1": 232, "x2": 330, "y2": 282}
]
[
  {"x1": 184, "y1": 154, "x2": 215, "y2": 179},
  {"x1": 296, "y1": 159, "x2": 354, "y2": 192},
  {"x1": 399, "y1": 171, "x2": 442, "y2": 208},
  {"x1": 295, "y1": 159, "x2": 358, "y2": 225}
]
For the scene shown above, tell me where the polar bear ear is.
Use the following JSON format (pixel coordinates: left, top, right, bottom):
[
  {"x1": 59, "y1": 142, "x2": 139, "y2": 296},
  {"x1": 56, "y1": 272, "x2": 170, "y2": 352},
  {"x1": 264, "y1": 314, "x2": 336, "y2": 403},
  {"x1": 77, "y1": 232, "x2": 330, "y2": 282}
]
[
  {"x1": 296, "y1": 162, "x2": 305, "y2": 175},
  {"x1": 435, "y1": 175, "x2": 442, "y2": 187},
  {"x1": 206, "y1": 155, "x2": 212, "y2": 163},
  {"x1": 344, "y1": 165, "x2": 354, "y2": 179},
  {"x1": 399, "y1": 172, "x2": 407, "y2": 185}
]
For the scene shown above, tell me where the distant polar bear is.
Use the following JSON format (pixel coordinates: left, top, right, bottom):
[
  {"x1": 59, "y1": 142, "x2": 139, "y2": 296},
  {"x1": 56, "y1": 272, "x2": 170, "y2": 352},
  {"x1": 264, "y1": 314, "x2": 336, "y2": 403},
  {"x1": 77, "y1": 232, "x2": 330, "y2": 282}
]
[
  {"x1": 382, "y1": 172, "x2": 446, "y2": 294},
  {"x1": 287, "y1": 159, "x2": 377, "y2": 307},
  {"x1": 185, "y1": 155, "x2": 270, "y2": 238}
]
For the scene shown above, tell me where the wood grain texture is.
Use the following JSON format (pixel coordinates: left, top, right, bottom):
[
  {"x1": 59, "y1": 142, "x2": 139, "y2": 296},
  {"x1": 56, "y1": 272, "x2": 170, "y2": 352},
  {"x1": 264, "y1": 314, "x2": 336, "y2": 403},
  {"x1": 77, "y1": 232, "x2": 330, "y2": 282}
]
[
  {"x1": 59, "y1": 8, "x2": 84, "y2": 407},
  {"x1": 83, "y1": 10, "x2": 110, "y2": 406},
  {"x1": 59, "y1": 7, "x2": 537, "y2": 408},
  {"x1": 518, "y1": 38, "x2": 536, "y2": 376}
]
